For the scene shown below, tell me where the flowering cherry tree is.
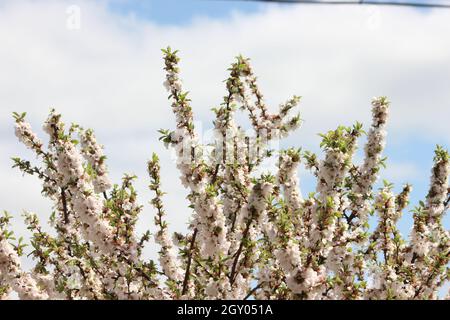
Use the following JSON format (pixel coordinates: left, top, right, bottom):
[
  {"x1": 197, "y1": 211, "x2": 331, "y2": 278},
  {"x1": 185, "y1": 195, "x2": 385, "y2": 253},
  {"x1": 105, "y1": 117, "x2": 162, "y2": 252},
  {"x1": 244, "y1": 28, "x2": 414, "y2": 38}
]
[{"x1": 1, "y1": 48, "x2": 449, "y2": 300}]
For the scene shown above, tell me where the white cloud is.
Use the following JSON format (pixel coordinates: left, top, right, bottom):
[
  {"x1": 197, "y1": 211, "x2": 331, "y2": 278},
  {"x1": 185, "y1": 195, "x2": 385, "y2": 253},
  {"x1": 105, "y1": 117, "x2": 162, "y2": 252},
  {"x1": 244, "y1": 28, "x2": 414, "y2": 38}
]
[
  {"x1": 383, "y1": 161, "x2": 420, "y2": 182},
  {"x1": 0, "y1": 0, "x2": 449, "y2": 265}
]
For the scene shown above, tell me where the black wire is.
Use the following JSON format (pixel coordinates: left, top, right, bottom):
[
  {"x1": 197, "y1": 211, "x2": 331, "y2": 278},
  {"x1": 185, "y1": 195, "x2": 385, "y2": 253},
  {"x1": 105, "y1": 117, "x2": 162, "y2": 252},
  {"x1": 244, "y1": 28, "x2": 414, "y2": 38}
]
[{"x1": 218, "y1": 0, "x2": 450, "y2": 9}]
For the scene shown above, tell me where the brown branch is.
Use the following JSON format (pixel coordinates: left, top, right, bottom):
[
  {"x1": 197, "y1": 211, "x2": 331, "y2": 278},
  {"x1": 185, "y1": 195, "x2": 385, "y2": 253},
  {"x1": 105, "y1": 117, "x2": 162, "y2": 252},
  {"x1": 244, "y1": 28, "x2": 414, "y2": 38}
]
[
  {"x1": 181, "y1": 228, "x2": 198, "y2": 296},
  {"x1": 229, "y1": 216, "x2": 253, "y2": 285},
  {"x1": 244, "y1": 282, "x2": 262, "y2": 300},
  {"x1": 444, "y1": 191, "x2": 450, "y2": 209},
  {"x1": 211, "y1": 164, "x2": 220, "y2": 185},
  {"x1": 61, "y1": 188, "x2": 69, "y2": 224}
]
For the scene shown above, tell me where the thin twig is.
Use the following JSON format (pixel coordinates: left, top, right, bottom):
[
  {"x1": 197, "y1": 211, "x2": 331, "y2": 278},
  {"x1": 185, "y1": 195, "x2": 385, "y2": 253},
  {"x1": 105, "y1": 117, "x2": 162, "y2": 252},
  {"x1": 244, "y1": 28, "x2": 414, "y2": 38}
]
[
  {"x1": 182, "y1": 228, "x2": 198, "y2": 295},
  {"x1": 229, "y1": 217, "x2": 253, "y2": 285},
  {"x1": 61, "y1": 188, "x2": 69, "y2": 224},
  {"x1": 244, "y1": 282, "x2": 263, "y2": 300}
]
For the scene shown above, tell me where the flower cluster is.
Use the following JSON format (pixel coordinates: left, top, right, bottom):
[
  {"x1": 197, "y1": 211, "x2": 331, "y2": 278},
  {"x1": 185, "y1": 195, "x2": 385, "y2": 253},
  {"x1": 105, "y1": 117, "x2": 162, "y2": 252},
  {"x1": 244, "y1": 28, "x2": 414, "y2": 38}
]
[
  {"x1": 0, "y1": 212, "x2": 48, "y2": 300},
  {"x1": 79, "y1": 128, "x2": 112, "y2": 194},
  {"x1": 1, "y1": 49, "x2": 449, "y2": 300}
]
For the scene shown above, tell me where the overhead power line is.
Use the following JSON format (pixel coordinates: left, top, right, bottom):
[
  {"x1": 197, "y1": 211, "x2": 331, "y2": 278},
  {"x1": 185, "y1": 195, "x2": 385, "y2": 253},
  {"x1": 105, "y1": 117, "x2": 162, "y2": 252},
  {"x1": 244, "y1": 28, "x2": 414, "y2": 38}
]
[{"x1": 229, "y1": 0, "x2": 450, "y2": 9}]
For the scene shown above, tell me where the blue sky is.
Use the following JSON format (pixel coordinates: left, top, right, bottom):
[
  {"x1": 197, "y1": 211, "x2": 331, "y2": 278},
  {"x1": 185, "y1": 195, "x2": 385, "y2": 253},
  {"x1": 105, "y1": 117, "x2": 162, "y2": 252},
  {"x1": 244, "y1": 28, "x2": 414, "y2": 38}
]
[
  {"x1": 108, "y1": 0, "x2": 264, "y2": 25},
  {"x1": 106, "y1": 0, "x2": 447, "y2": 23},
  {"x1": 106, "y1": 0, "x2": 450, "y2": 23}
]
